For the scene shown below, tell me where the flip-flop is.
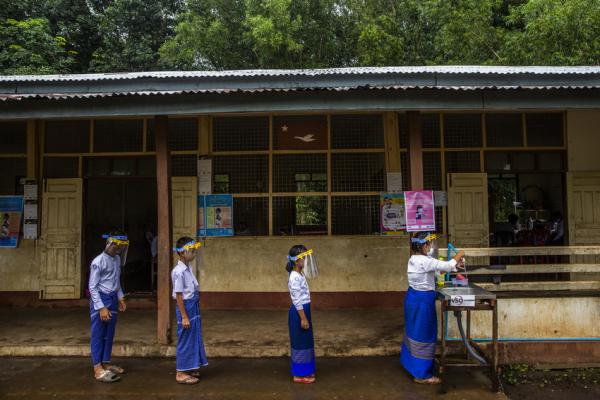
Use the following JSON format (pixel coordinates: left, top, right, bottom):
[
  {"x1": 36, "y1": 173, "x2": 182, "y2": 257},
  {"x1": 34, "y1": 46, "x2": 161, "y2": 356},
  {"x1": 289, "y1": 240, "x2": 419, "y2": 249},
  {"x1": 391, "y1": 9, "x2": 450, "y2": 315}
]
[
  {"x1": 414, "y1": 376, "x2": 441, "y2": 385},
  {"x1": 177, "y1": 375, "x2": 199, "y2": 385},
  {"x1": 95, "y1": 370, "x2": 121, "y2": 383},
  {"x1": 293, "y1": 376, "x2": 315, "y2": 384},
  {"x1": 105, "y1": 365, "x2": 125, "y2": 374}
]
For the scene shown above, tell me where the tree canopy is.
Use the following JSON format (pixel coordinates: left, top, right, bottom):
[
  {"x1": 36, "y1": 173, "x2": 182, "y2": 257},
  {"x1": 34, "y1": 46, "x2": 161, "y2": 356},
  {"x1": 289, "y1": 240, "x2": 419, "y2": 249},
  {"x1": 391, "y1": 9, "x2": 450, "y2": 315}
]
[{"x1": 1, "y1": 0, "x2": 598, "y2": 75}]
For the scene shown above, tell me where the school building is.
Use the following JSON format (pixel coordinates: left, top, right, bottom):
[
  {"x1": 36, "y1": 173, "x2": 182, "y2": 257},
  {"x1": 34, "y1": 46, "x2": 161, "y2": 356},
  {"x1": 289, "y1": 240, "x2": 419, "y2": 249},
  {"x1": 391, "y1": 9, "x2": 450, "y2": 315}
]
[{"x1": 0, "y1": 66, "x2": 599, "y2": 358}]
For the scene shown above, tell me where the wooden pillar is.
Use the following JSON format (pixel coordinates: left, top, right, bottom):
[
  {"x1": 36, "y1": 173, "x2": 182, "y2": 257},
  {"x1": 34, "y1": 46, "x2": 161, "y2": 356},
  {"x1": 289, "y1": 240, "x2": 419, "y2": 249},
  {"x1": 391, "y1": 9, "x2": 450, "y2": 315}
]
[
  {"x1": 26, "y1": 120, "x2": 38, "y2": 179},
  {"x1": 155, "y1": 115, "x2": 172, "y2": 345},
  {"x1": 407, "y1": 111, "x2": 423, "y2": 190},
  {"x1": 383, "y1": 112, "x2": 401, "y2": 173}
]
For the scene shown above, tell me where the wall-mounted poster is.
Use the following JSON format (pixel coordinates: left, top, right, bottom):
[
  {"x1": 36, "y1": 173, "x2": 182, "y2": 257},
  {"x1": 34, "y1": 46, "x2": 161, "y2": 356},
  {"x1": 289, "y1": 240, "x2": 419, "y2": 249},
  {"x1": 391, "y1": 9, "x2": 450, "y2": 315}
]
[
  {"x1": 404, "y1": 190, "x2": 436, "y2": 232},
  {"x1": 0, "y1": 196, "x2": 24, "y2": 248},
  {"x1": 380, "y1": 193, "x2": 406, "y2": 236},
  {"x1": 197, "y1": 194, "x2": 233, "y2": 237}
]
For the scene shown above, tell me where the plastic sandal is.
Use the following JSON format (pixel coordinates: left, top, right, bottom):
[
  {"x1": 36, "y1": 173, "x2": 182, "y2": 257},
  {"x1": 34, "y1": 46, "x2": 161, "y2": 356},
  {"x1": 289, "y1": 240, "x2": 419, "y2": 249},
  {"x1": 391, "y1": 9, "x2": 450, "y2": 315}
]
[
  {"x1": 177, "y1": 375, "x2": 199, "y2": 385},
  {"x1": 414, "y1": 376, "x2": 441, "y2": 385},
  {"x1": 293, "y1": 376, "x2": 316, "y2": 384},
  {"x1": 95, "y1": 369, "x2": 121, "y2": 383},
  {"x1": 105, "y1": 365, "x2": 125, "y2": 374}
]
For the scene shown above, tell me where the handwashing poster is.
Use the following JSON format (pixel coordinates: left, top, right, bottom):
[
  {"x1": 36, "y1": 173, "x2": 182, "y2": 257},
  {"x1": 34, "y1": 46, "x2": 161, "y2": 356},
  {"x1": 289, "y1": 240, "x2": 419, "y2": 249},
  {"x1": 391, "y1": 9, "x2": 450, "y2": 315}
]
[
  {"x1": 0, "y1": 196, "x2": 24, "y2": 248},
  {"x1": 380, "y1": 193, "x2": 406, "y2": 235},
  {"x1": 404, "y1": 190, "x2": 435, "y2": 232},
  {"x1": 197, "y1": 194, "x2": 233, "y2": 237}
]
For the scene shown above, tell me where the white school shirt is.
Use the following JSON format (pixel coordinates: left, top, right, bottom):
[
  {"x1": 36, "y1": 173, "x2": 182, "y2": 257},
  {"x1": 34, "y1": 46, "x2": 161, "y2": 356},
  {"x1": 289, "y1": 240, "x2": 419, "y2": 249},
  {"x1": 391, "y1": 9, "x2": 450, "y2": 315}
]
[
  {"x1": 171, "y1": 260, "x2": 199, "y2": 300},
  {"x1": 88, "y1": 252, "x2": 124, "y2": 310},
  {"x1": 407, "y1": 254, "x2": 458, "y2": 291},
  {"x1": 288, "y1": 270, "x2": 311, "y2": 310}
]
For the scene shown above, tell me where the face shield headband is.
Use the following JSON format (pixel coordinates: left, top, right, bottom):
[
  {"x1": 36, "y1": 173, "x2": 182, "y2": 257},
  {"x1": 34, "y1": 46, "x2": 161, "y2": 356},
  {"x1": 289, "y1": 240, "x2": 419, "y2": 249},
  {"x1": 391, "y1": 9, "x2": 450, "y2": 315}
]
[
  {"x1": 102, "y1": 234, "x2": 129, "y2": 266},
  {"x1": 173, "y1": 240, "x2": 202, "y2": 253}
]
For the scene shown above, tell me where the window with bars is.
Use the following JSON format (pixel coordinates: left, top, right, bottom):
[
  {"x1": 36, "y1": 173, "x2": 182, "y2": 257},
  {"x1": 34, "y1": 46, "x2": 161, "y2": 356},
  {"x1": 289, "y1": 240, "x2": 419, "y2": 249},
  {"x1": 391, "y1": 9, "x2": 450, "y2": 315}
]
[
  {"x1": 0, "y1": 121, "x2": 27, "y2": 154},
  {"x1": 421, "y1": 113, "x2": 441, "y2": 148},
  {"x1": 273, "y1": 196, "x2": 327, "y2": 235},
  {"x1": 94, "y1": 119, "x2": 144, "y2": 152},
  {"x1": 45, "y1": 120, "x2": 90, "y2": 153},
  {"x1": 273, "y1": 154, "x2": 327, "y2": 193},
  {"x1": 234, "y1": 197, "x2": 268, "y2": 236},
  {"x1": 44, "y1": 157, "x2": 79, "y2": 178}
]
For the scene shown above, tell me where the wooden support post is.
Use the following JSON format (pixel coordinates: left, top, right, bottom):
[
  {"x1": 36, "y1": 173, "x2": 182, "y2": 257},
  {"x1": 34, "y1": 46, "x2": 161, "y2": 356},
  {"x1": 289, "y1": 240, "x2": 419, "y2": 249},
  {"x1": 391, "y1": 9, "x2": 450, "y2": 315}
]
[
  {"x1": 407, "y1": 111, "x2": 423, "y2": 190},
  {"x1": 26, "y1": 120, "x2": 38, "y2": 179},
  {"x1": 155, "y1": 115, "x2": 172, "y2": 345},
  {"x1": 383, "y1": 112, "x2": 401, "y2": 173}
]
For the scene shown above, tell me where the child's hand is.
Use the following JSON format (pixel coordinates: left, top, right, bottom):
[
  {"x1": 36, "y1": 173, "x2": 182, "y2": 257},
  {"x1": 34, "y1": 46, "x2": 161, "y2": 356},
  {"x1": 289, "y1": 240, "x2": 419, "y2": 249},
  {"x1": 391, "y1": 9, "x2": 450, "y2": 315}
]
[
  {"x1": 99, "y1": 307, "x2": 111, "y2": 322},
  {"x1": 182, "y1": 316, "x2": 190, "y2": 329},
  {"x1": 118, "y1": 299, "x2": 127, "y2": 312},
  {"x1": 301, "y1": 318, "x2": 310, "y2": 330}
]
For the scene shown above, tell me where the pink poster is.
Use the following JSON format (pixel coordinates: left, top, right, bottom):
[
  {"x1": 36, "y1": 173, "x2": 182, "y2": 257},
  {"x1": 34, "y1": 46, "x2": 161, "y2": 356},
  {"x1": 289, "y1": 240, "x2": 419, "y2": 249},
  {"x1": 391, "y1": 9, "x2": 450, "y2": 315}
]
[{"x1": 404, "y1": 191, "x2": 435, "y2": 232}]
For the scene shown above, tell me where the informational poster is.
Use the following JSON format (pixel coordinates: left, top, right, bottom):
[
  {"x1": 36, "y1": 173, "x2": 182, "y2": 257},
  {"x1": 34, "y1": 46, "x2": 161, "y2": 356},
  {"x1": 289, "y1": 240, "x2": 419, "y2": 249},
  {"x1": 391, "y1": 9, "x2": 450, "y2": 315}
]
[
  {"x1": 380, "y1": 193, "x2": 406, "y2": 236},
  {"x1": 197, "y1": 194, "x2": 233, "y2": 237},
  {"x1": 197, "y1": 158, "x2": 212, "y2": 195},
  {"x1": 386, "y1": 172, "x2": 403, "y2": 193},
  {"x1": 404, "y1": 190, "x2": 436, "y2": 232},
  {"x1": 434, "y1": 190, "x2": 448, "y2": 207},
  {"x1": 0, "y1": 196, "x2": 24, "y2": 248}
]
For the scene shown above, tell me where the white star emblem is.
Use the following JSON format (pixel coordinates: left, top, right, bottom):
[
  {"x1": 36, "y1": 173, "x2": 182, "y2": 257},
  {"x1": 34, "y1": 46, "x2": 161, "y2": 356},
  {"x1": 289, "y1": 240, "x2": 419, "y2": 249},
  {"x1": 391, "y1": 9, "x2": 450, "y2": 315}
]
[{"x1": 281, "y1": 125, "x2": 288, "y2": 132}]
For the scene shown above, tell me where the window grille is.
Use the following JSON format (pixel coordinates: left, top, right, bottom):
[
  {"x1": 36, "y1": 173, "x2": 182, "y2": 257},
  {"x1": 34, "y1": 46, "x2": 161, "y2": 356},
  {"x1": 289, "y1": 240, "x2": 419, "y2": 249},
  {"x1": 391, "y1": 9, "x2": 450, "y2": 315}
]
[
  {"x1": 0, "y1": 158, "x2": 26, "y2": 194},
  {"x1": 526, "y1": 113, "x2": 564, "y2": 147},
  {"x1": 445, "y1": 151, "x2": 481, "y2": 173},
  {"x1": 332, "y1": 153, "x2": 384, "y2": 192},
  {"x1": 486, "y1": 113, "x2": 523, "y2": 147},
  {"x1": 331, "y1": 114, "x2": 384, "y2": 149},
  {"x1": 0, "y1": 121, "x2": 26, "y2": 153},
  {"x1": 234, "y1": 197, "x2": 268, "y2": 236},
  {"x1": 212, "y1": 155, "x2": 268, "y2": 193},
  {"x1": 273, "y1": 154, "x2": 327, "y2": 193},
  {"x1": 331, "y1": 196, "x2": 379, "y2": 235},
  {"x1": 94, "y1": 119, "x2": 144, "y2": 152},
  {"x1": 422, "y1": 113, "x2": 441, "y2": 148},
  {"x1": 44, "y1": 157, "x2": 79, "y2": 178},
  {"x1": 273, "y1": 196, "x2": 327, "y2": 235},
  {"x1": 45, "y1": 120, "x2": 90, "y2": 153},
  {"x1": 213, "y1": 116, "x2": 268, "y2": 152},
  {"x1": 444, "y1": 114, "x2": 482, "y2": 148}
]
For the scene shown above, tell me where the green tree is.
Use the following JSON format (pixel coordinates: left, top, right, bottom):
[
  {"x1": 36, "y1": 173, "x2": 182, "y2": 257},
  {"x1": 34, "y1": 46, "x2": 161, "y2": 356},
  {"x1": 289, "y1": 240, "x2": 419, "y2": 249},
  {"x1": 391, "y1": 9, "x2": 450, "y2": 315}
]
[
  {"x1": 0, "y1": 17, "x2": 75, "y2": 74},
  {"x1": 90, "y1": 0, "x2": 183, "y2": 72},
  {"x1": 502, "y1": 0, "x2": 600, "y2": 65}
]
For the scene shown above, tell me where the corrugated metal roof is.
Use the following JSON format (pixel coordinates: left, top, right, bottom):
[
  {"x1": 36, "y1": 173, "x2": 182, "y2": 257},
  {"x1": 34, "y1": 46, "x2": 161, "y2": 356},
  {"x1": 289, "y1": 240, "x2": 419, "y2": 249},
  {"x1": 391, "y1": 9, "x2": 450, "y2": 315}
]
[
  {"x1": 1, "y1": 84, "x2": 595, "y2": 102},
  {"x1": 1, "y1": 66, "x2": 600, "y2": 83}
]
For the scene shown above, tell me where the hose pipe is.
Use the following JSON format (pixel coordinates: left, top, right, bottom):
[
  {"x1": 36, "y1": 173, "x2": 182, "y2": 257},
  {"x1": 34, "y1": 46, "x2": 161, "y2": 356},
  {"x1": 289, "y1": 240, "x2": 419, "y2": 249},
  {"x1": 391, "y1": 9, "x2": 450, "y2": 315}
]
[{"x1": 454, "y1": 310, "x2": 487, "y2": 365}]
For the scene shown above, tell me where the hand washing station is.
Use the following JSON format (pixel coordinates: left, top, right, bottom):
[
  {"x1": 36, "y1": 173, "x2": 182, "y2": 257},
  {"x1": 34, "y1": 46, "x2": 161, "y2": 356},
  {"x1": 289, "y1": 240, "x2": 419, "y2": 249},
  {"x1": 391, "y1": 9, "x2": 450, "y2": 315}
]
[{"x1": 437, "y1": 282, "x2": 500, "y2": 393}]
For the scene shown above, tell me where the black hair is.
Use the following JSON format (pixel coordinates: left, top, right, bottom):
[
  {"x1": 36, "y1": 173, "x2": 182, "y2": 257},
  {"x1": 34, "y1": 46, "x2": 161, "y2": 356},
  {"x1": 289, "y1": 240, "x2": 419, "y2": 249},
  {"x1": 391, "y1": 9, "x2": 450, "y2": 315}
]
[
  {"x1": 410, "y1": 232, "x2": 430, "y2": 255},
  {"x1": 176, "y1": 236, "x2": 195, "y2": 255},
  {"x1": 286, "y1": 244, "x2": 308, "y2": 273}
]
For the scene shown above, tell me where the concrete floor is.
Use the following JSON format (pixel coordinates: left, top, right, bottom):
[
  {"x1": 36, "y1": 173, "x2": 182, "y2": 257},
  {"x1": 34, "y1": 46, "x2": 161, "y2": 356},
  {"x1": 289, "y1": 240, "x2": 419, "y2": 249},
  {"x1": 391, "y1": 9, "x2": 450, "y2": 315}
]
[
  {"x1": 0, "y1": 357, "x2": 507, "y2": 400},
  {"x1": 0, "y1": 307, "x2": 403, "y2": 357}
]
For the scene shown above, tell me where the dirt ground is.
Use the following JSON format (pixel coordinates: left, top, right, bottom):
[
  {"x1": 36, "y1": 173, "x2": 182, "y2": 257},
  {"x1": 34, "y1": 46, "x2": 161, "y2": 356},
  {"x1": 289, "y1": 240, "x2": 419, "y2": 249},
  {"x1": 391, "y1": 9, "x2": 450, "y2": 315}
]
[{"x1": 501, "y1": 365, "x2": 600, "y2": 400}]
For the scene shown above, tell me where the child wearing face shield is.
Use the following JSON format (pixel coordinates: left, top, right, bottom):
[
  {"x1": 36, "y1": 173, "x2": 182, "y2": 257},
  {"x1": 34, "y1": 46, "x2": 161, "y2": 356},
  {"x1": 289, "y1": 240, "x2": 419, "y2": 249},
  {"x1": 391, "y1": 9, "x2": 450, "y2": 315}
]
[
  {"x1": 401, "y1": 232, "x2": 465, "y2": 385},
  {"x1": 172, "y1": 237, "x2": 208, "y2": 385},
  {"x1": 286, "y1": 245, "x2": 317, "y2": 384},
  {"x1": 88, "y1": 230, "x2": 128, "y2": 383}
]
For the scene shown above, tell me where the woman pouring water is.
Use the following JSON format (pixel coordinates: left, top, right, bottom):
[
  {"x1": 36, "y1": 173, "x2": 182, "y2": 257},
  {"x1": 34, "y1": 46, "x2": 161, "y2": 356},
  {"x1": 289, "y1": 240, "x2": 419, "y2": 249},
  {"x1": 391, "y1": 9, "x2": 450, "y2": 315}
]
[{"x1": 401, "y1": 232, "x2": 465, "y2": 384}]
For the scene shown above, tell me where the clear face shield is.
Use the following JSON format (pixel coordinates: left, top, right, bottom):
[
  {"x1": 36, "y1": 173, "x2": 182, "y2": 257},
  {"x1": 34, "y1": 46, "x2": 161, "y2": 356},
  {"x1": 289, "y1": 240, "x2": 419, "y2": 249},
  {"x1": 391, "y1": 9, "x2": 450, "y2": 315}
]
[
  {"x1": 173, "y1": 240, "x2": 204, "y2": 269},
  {"x1": 411, "y1": 233, "x2": 438, "y2": 258},
  {"x1": 103, "y1": 234, "x2": 129, "y2": 267},
  {"x1": 289, "y1": 248, "x2": 319, "y2": 279}
]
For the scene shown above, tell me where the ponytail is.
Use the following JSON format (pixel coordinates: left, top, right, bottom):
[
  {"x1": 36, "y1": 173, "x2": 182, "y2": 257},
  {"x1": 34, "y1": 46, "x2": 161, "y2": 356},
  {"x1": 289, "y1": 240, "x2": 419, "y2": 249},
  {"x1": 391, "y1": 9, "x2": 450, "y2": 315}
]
[{"x1": 285, "y1": 244, "x2": 307, "y2": 273}]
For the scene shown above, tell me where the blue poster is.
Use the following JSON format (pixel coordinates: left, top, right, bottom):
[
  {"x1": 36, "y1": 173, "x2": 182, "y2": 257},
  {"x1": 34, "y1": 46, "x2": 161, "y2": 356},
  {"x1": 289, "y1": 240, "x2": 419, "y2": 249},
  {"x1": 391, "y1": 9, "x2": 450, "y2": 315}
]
[
  {"x1": 0, "y1": 196, "x2": 24, "y2": 248},
  {"x1": 197, "y1": 194, "x2": 234, "y2": 237}
]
